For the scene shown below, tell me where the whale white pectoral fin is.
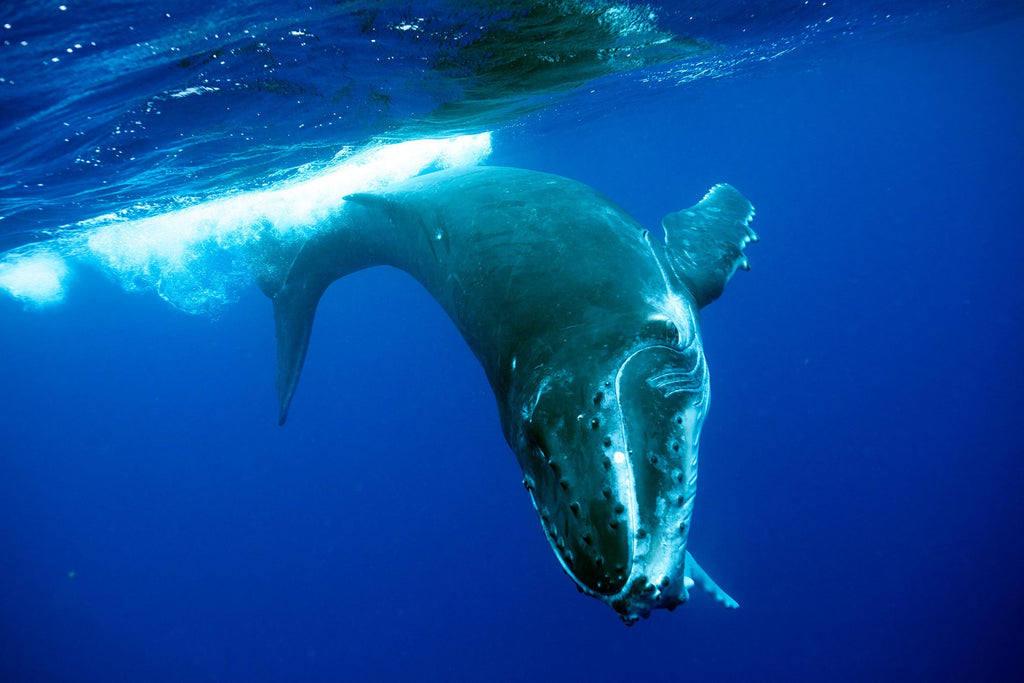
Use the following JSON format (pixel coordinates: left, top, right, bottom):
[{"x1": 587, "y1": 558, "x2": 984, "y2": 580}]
[
  {"x1": 662, "y1": 184, "x2": 757, "y2": 308},
  {"x1": 685, "y1": 551, "x2": 739, "y2": 609}
]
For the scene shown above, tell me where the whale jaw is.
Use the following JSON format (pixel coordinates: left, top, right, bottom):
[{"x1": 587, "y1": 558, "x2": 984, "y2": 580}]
[{"x1": 516, "y1": 342, "x2": 714, "y2": 622}]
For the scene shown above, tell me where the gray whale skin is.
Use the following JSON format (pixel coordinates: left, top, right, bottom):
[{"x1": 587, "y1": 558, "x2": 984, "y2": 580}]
[{"x1": 260, "y1": 166, "x2": 756, "y2": 623}]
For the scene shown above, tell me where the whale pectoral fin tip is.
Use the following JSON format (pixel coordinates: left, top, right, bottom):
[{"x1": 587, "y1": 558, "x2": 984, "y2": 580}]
[{"x1": 685, "y1": 551, "x2": 738, "y2": 610}]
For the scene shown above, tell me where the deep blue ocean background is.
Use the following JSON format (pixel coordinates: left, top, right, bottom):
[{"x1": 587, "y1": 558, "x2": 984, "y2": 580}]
[{"x1": 2, "y1": 1, "x2": 1022, "y2": 681}]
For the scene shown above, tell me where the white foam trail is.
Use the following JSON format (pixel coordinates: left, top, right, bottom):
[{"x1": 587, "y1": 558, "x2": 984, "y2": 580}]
[{"x1": 0, "y1": 133, "x2": 492, "y2": 313}]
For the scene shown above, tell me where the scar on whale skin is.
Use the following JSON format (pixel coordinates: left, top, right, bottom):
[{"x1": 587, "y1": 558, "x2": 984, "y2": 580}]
[{"x1": 258, "y1": 166, "x2": 755, "y2": 623}]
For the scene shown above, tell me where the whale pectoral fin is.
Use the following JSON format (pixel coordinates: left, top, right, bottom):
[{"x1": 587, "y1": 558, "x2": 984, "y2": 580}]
[
  {"x1": 662, "y1": 184, "x2": 757, "y2": 308},
  {"x1": 271, "y1": 278, "x2": 328, "y2": 425},
  {"x1": 685, "y1": 551, "x2": 739, "y2": 609}
]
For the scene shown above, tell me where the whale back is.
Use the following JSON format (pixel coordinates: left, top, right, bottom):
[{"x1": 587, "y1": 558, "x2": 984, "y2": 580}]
[
  {"x1": 344, "y1": 168, "x2": 667, "y2": 403},
  {"x1": 266, "y1": 166, "x2": 668, "y2": 425}
]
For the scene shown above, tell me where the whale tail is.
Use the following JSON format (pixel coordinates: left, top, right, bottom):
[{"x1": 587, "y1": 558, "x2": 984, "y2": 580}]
[
  {"x1": 255, "y1": 204, "x2": 386, "y2": 425},
  {"x1": 661, "y1": 184, "x2": 757, "y2": 308},
  {"x1": 267, "y1": 278, "x2": 327, "y2": 426},
  {"x1": 254, "y1": 240, "x2": 329, "y2": 425}
]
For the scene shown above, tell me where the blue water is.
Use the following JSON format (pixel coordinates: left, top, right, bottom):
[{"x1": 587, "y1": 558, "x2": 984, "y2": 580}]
[{"x1": 2, "y1": 1, "x2": 1023, "y2": 681}]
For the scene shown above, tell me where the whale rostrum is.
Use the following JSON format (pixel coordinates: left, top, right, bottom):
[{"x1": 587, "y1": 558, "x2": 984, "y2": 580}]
[{"x1": 259, "y1": 166, "x2": 756, "y2": 623}]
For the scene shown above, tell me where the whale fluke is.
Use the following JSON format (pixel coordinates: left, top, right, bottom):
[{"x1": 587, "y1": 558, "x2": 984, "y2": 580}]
[
  {"x1": 271, "y1": 279, "x2": 327, "y2": 425},
  {"x1": 662, "y1": 183, "x2": 757, "y2": 308},
  {"x1": 259, "y1": 208, "x2": 390, "y2": 425}
]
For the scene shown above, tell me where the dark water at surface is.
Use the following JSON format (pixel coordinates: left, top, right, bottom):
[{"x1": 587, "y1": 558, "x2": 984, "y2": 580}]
[
  {"x1": 2, "y1": 0, "x2": 1017, "y2": 238},
  {"x1": 1, "y1": 1, "x2": 1023, "y2": 681}
]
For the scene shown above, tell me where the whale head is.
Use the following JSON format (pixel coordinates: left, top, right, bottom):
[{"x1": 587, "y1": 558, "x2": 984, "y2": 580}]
[{"x1": 514, "y1": 311, "x2": 710, "y2": 623}]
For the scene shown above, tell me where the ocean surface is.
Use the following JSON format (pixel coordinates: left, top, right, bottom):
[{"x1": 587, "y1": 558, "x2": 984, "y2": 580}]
[{"x1": 1, "y1": 1, "x2": 1022, "y2": 680}]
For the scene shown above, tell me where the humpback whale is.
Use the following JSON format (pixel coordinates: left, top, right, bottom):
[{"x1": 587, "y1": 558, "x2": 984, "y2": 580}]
[{"x1": 259, "y1": 166, "x2": 756, "y2": 623}]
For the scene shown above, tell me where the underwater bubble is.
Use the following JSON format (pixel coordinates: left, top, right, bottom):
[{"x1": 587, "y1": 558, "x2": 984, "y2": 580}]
[{"x1": 0, "y1": 251, "x2": 69, "y2": 306}]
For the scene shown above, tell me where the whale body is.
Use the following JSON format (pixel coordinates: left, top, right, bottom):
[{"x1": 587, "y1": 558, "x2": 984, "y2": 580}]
[{"x1": 259, "y1": 166, "x2": 756, "y2": 623}]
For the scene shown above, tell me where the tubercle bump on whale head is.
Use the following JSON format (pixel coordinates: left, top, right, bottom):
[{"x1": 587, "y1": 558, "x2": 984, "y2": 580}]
[{"x1": 514, "y1": 337, "x2": 709, "y2": 622}]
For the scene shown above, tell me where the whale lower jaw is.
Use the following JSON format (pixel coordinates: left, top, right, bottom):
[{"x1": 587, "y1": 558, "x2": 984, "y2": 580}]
[
  {"x1": 576, "y1": 555, "x2": 691, "y2": 625},
  {"x1": 559, "y1": 546, "x2": 737, "y2": 624},
  {"x1": 546, "y1": 494, "x2": 694, "y2": 623}
]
